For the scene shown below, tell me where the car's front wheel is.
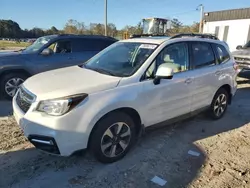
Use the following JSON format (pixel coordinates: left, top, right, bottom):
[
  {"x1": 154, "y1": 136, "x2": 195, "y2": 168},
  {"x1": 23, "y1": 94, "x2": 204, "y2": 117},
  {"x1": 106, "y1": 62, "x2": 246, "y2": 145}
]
[
  {"x1": 0, "y1": 73, "x2": 28, "y2": 100},
  {"x1": 209, "y1": 88, "x2": 229, "y2": 120},
  {"x1": 90, "y1": 112, "x2": 136, "y2": 163}
]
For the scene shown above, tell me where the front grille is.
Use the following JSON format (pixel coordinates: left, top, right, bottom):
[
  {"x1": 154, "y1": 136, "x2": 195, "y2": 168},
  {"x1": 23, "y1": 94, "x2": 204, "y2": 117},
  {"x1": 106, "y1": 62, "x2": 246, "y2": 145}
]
[
  {"x1": 234, "y1": 57, "x2": 250, "y2": 69},
  {"x1": 235, "y1": 57, "x2": 250, "y2": 61},
  {"x1": 234, "y1": 57, "x2": 250, "y2": 62},
  {"x1": 16, "y1": 87, "x2": 34, "y2": 113}
]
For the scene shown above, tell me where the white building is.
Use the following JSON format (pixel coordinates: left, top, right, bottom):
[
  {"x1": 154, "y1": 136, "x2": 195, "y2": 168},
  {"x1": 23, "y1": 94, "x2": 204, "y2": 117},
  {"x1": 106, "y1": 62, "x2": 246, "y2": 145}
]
[{"x1": 203, "y1": 8, "x2": 250, "y2": 51}]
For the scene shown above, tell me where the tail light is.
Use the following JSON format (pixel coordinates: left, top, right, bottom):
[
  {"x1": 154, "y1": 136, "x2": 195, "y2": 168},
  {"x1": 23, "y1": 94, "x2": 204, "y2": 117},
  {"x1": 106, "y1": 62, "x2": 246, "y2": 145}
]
[
  {"x1": 232, "y1": 58, "x2": 239, "y2": 71},
  {"x1": 233, "y1": 62, "x2": 238, "y2": 71}
]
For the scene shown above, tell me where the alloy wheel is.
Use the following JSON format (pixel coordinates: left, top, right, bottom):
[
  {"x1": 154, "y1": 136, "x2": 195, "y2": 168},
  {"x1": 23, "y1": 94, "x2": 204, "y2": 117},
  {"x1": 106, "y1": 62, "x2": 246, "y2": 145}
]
[
  {"x1": 214, "y1": 93, "x2": 227, "y2": 117},
  {"x1": 101, "y1": 122, "x2": 131, "y2": 158},
  {"x1": 5, "y1": 78, "x2": 24, "y2": 97}
]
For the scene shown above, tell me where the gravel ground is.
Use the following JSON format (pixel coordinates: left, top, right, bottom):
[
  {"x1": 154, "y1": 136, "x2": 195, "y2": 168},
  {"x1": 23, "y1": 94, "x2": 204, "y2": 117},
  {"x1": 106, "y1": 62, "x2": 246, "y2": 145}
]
[{"x1": 0, "y1": 78, "x2": 250, "y2": 188}]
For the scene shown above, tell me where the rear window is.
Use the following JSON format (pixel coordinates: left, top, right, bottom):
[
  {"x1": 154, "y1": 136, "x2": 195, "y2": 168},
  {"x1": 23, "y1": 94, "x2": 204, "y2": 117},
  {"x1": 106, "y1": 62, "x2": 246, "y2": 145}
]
[
  {"x1": 191, "y1": 42, "x2": 215, "y2": 68},
  {"x1": 73, "y1": 38, "x2": 115, "y2": 52},
  {"x1": 214, "y1": 44, "x2": 230, "y2": 63}
]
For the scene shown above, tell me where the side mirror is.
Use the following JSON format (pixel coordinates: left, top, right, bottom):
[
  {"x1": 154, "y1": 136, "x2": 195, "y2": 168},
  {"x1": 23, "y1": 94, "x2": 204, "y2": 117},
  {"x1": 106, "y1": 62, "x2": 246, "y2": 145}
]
[
  {"x1": 236, "y1": 45, "x2": 243, "y2": 50},
  {"x1": 41, "y1": 48, "x2": 53, "y2": 56},
  {"x1": 153, "y1": 64, "x2": 174, "y2": 85}
]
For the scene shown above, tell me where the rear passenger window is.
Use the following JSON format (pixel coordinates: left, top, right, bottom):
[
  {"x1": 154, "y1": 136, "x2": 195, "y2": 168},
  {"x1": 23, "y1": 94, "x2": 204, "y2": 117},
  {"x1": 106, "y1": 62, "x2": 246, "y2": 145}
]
[
  {"x1": 73, "y1": 38, "x2": 114, "y2": 52},
  {"x1": 215, "y1": 44, "x2": 230, "y2": 63},
  {"x1": 191, "y1": 42, "x2": 215, "y2": 68}
]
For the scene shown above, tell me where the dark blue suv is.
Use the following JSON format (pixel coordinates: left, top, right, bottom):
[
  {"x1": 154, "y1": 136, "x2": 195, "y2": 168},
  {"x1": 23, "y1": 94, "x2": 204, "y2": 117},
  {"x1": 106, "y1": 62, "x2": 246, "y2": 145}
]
[{"x1": 0, "y1": 34, "x2": 117, "y2": 99}]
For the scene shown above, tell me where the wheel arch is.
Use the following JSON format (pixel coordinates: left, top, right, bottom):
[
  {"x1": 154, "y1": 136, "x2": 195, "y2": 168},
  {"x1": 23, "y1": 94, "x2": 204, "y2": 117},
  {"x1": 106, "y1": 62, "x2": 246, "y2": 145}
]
[
  {"x1": 217, "y1": 84, "x2": 232, "y2": 104},
  {"x1": 0, "y1": 68, "x2": 31, "y2": 80},
  {"x1": 87, "y1": 107, "x2": 143, "y2": 148}
]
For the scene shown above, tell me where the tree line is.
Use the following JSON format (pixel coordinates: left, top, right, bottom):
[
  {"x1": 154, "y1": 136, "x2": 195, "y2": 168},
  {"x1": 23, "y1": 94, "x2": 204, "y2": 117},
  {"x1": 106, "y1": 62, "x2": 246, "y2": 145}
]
[{"x1": 0, "y1": 19, "x2": 199, "y2": 39}]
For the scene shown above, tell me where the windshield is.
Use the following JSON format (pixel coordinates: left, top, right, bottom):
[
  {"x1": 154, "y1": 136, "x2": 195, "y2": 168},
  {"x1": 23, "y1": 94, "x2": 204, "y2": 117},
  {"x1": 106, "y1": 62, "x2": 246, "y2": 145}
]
[
  {"x1": 23, "y1": 36, "x2": 56, "y2": 53},
  {"x1": 84, "y1": 42, "x2": 158, "y2": 77},
  {"x1": 243, "y1": 41, "x2": 250, "y2": 49}
]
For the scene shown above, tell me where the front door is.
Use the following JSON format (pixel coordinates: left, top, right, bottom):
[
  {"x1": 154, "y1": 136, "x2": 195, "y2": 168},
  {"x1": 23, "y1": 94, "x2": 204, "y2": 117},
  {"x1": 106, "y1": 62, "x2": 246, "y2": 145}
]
[
  {"x1": 141, "y1": 42, "x2": 193, "y2": 127},
  {"x1": 31, "y1": 39, "x2": 75, "y2": 74}
]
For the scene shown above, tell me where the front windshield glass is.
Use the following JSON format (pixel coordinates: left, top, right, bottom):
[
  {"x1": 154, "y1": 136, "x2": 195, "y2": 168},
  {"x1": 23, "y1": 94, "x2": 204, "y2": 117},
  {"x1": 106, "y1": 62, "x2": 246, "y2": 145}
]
[
  {"x1": 84, "y1": 42, "x2": 158, "y2": 77},
  {"x1": 23, "y1": 35, "x2": 56, "y2": 53}
]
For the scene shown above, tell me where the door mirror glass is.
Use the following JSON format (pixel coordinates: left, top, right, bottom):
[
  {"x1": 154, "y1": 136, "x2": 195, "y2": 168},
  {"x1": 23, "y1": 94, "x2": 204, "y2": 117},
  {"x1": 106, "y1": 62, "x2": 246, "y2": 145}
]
[
  {"x1": 154, "y1": 64, "x2": 174, "y2": 85},
  {"x1": 41, "y1": 48, "x2": 53, "y2": 56},
  {"x1": 236, "y1": 45, "x2": 243, "y2": 50},
  {"x1": 155, "y1": 63, "x2": 174, "y2": 78}
]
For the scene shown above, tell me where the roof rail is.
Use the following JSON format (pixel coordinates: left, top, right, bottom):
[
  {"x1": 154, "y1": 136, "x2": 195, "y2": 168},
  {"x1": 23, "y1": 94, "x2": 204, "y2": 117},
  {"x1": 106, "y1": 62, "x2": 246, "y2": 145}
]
[
  {"x1": 170, "y1": 33, "x2": 219, "y2": 40},
  {"x1": 57, "y1": 34, "x2": 117, "y2": 40},
  {"x1": 130, "y1": 34, "x2": 169, "y2": 38}
]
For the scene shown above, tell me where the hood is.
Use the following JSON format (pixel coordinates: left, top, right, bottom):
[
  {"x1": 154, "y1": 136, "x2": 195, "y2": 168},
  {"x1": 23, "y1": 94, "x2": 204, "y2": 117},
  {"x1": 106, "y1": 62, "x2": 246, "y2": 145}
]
[
  {"x1": 23, "y1": 66, "x2": 121, "y2": 100},
  {"x1": 232, "y1": 49, "x2": 250, "y2": 58},
  {"x1": 0, "y1": 51, "x2": 24, "y2": 63},
  {"x1": 0, "y1": 51, "x2": 21, "y2": 57}
]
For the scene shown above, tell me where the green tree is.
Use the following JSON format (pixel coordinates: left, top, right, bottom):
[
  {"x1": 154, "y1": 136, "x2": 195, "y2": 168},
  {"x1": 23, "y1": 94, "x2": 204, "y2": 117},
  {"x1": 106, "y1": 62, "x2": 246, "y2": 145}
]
[
  {"x1": 170, "y1": 18, "x2": 183, "y2": 33},
  {"x1": 0, "y1": 20, "x2": 22, "y2": 38},
  {"x1": 64, "y1": 19, "x2": 79, "y2": 34},
  {"x1": 107, "y1": 23, "x2": 117, "y2": 37}
]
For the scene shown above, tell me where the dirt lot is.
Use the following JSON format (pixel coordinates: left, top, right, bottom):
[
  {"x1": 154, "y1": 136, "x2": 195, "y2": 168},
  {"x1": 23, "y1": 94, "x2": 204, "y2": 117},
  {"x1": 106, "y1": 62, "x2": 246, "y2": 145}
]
[{"x1": 0, "y1": 78, "x2": 250, "y2": 188}]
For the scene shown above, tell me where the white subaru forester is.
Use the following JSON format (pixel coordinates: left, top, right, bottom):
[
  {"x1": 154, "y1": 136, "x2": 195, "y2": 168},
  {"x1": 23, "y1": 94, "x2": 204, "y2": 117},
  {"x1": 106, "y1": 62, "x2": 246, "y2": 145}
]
[{"x1": 13, "y1": 34, "x2": 238, "y2": 163}]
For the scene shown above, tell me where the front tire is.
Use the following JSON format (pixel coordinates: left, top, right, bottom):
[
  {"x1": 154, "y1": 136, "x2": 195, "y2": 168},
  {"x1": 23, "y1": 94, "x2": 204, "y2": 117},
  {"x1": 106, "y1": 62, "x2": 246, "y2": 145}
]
[
  {"x1": 90, "y1": 112, "x2": 136, "y2": 163},
  {"x1": 209, "y1": 88, "x2": 229, "y2": 120},
  {"x1": 0, "y1": 73, "x2": 28, "y2": 100}
]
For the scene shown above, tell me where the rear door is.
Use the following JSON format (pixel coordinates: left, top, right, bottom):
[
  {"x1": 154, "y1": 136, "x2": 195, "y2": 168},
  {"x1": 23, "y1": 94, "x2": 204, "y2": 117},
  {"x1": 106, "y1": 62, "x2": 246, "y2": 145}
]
[
  {"x1": 188, "y1": 41, "x2": 221, "y2": 111},
  {"x1": 212, "y1": 43, "x2": 237, "y2": 90},
  {"x1": 72, "y1": 38, "x2": 115, "y2": 64}
]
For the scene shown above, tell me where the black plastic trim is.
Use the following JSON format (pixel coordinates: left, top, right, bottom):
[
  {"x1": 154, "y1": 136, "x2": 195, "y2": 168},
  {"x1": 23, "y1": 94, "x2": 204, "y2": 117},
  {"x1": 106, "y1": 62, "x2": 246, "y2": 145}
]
[{"x1": 28, "y1": 135, "x2": 60, "y2": 154}]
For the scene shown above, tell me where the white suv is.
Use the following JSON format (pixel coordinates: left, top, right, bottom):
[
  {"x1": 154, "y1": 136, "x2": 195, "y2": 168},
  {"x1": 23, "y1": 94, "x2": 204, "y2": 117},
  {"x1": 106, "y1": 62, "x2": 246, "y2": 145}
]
[{"x1": 13, "y1": 35, "x2": 238, "y2": 163}]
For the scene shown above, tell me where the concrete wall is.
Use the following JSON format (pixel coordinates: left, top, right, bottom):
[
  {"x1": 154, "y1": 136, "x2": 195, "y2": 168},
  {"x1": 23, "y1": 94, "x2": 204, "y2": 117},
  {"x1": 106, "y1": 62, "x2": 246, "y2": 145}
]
[{"x1": 203, "y1": 19, "x2": 250, "y2": 51}]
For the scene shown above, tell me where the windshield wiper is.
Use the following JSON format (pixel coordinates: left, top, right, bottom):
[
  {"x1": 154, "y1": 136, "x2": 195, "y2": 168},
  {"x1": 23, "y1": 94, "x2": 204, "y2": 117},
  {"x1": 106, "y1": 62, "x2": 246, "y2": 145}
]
[
  {"x1": 81, "y1": 64, "x2": 118, "y2": 76},
  {"x1": 90, "y1": 67, "x2": 117, "y2": 76},
  {"x1": 14, "y1": 48, "x2": 25, "y2": 52}
]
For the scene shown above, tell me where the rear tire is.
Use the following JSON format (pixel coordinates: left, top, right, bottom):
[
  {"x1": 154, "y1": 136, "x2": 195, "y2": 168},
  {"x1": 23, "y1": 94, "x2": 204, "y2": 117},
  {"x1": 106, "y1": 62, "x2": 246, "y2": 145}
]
[
  {"x1": 0, "y1": 73, "x2": 28, "y2": 100},
  {"x1": 209, "y1": 88, "x2": 229, "y2": 120},
  {"x1": 90, "y1": 112, "x2": 136, "y2": 163}
]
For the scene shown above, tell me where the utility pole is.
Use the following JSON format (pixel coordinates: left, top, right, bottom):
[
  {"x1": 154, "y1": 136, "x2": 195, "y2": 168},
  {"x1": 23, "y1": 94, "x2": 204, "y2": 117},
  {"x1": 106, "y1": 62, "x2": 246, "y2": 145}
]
[
  {"x1": 199, "y1": 4, "x2": 204, "y2": 33},
  {"x1": 104, "y1": 0, "x2": 107, "y2": 36}
]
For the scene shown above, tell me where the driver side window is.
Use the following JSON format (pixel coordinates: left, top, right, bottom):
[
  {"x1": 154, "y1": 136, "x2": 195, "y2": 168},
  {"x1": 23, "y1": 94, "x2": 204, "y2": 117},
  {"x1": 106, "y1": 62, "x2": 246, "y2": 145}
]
[
  {"x1": 145, "y1": 42, "x2": 189, "y2": 79},
  {"x1": 48, "y1": 40, "x2": 72, "y2": 54}
]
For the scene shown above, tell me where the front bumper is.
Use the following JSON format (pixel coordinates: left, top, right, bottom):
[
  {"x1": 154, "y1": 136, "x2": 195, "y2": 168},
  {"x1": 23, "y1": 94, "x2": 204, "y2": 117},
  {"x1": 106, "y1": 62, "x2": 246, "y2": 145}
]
[{"x1": 13, "y1": 94, "x2": 90, "y2": 156}]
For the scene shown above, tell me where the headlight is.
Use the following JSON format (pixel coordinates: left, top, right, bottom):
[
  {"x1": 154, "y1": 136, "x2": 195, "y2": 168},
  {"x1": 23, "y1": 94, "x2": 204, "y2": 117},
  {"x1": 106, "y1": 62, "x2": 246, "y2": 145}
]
[{"x1": 37, "y1": 94, "x2": 88, "y2": 116}]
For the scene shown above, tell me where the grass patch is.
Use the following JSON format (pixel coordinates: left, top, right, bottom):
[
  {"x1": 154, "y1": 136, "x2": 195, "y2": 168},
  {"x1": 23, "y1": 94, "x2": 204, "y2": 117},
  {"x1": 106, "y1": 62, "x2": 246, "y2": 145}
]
[{"x1": 0, "y1": 41, "x2": 30, "y2": 49}]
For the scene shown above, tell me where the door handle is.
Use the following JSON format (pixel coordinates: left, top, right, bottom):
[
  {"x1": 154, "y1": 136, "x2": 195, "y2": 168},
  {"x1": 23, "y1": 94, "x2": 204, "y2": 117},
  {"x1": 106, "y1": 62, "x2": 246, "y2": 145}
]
[
  {"x1": 185, "y1": 78, "x2": 192, "y2": 84},
  {"x1": 68, "y1": 57, "x2": 75, "y2": 60},
  {"x1": 215, "y1": 71, "x2": 222, "y2": 76}
]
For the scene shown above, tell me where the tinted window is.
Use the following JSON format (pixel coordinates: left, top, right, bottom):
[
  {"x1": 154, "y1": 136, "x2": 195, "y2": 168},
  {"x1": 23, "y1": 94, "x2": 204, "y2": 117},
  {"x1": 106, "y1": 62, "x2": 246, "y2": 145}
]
[
  {"x1": 191, "y1": 42, "x2": 215, "y2": 68},
  {"x1": 215, "y1": 44, "x2": 230, "y2": 63},
  {"x1": 56, "y1": 40, "x2": 72, "y2": 53},
  {"x1": 73, "y1": 38, "x2": 115, "y2": 52},
  {"x1": 47, "y1": 40, "x2": 72, "y2": 53}
]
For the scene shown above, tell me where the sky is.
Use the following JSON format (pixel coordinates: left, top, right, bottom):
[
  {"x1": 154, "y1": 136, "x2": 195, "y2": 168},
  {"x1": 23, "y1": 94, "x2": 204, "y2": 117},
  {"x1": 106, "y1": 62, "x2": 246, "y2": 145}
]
[{"x1": 1, "y1": 0, "x2": 250, "y2": 30}]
